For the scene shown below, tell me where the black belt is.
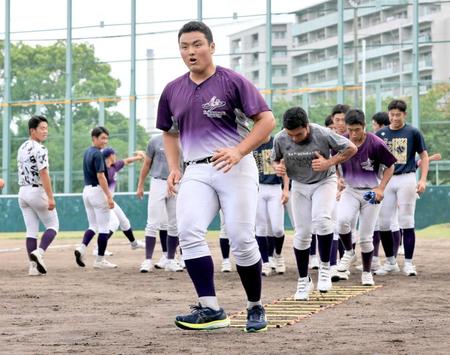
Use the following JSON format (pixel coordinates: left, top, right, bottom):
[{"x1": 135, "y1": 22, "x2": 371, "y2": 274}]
[
  {"x1": 32, "y1": 184, "x2": 40, "y2": 187},
  {"x1": 393, "y1": 171, "x2": 415, "y2": 176},
  {"x1": 86, "y1": 183, "x2": 98, "y2": 187},
  {"x1": 185, "y1": 156, "x2": 214, "y2": 166}
]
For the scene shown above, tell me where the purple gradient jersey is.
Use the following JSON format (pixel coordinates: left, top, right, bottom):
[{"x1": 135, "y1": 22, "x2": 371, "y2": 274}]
[
  {"x1": 340, "y1": 132, "x2": 397, "y2": 188},
  {"x1": 156, "y1": 66, "x2": 270, "y2": 161},
  {"x1": 107, "y1": 160, "x2": 125, "y2": 193}
]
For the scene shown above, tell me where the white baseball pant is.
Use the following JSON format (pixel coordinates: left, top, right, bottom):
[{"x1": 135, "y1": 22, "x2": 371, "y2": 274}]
[
  {"x1": 82, "y1": 185, "x2": 110, "y2": 234},
  {"x1": 145, "y1": 178, "x2": 176, "y2": 237},
  {"x1": 109, "y1": 202, "x2": 131, "y2": 232},
  {"x1": 255, "y1": 184, "x2": 284, "y2": 237}
]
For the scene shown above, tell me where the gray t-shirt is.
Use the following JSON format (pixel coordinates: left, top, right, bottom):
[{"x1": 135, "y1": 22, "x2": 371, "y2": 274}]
[
  {"x1": 272, "y1": 123, "x2": 352, "y2": 184},
  {"x1": 146, "y1": 135, "x2": 170, "y2": 179}
]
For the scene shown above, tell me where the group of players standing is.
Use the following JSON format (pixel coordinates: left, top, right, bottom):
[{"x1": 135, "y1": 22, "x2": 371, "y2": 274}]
[{"x1": 9, "y1": 20, "x2": 433, "y2": 333}]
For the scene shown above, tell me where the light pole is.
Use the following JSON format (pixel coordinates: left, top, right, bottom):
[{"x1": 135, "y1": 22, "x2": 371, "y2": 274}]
[{"x1": 348, "y1": 0, "x2": 360, "y2": 107}]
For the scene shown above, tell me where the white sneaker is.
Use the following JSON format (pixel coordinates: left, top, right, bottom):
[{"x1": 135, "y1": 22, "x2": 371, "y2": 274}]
[
  {"x1": 374, "y1": 261, "x2": 400, "y2": 276},
  {"x1": 262, "y1": 262, "x2": 272, "y2": 276},
  {"x1": 403, "y1": 262, "x2": 417, "y2": 276},
  {"x1": 155, "y1": 255, "x2": 168, "y2": 269},
  {"x1": 317, "y1": 264, "x2": 332, "y2": 293},
  {"x1": 221, "y1": 259, "x2": 232, "y2": 273},
  {"x1": 131, "y1": 240, "x2": 145, "y2": 250},
  {"x1": 268, "y1": 256, "x2": 276, "y2": 270},
  {"x1": 337, "y1": 251, "x2": 356, "y2": 272},
  {"x1": 92, "y1": 248, "x2": 113, "y2": 256},
  {"x1": 361, "y1": 271, "x2": 375, "y2": 286},
  {"x1": 74, "y1": 245, "x2": 86, "y2": 267},
  {"x1": 178, "y1": 257, "x2": 186, "y2": 269},
  {"x1": 28, "y1": 261, "x2": 41, "y2": 276},
  {"x1": 309, "y1": 255, "x2": 319, "y2": 270},
  {"x1": 294, "y1": 276, "x2": 313, "y2": 301},
  {"x1": 140, "y1": 259, "x2": 154, "y2": 273},
  {"x1": 331, "y1": 265, "x2": 340, "y2": 282},
  {"x1": 30, "y1": 250, "x2": 47, "y2": 274},
  {"x1": 397, "y1": 245, "x2": 405, "y2": 256},
  {"x1": 165, "y1": 259, "x2": 183, "y2": 272},
  {"x1": 273, "y1": 254, "x2": 286, "y2": 274},
  {"x1": 93, "y1": 259, "x2": 118, "y2": 269}
]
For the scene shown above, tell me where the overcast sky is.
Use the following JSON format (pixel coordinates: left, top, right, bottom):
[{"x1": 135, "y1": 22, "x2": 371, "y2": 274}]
[{"x1": 0, "y1": 0, "x2": 323, "y2": 120}]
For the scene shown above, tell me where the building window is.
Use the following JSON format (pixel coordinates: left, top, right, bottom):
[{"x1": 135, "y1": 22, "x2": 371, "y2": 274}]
[
  {"x1": 272, "y1": 65, "x2": 287, "y2": 77},
  {"x1": 252, "y1": 53, "x2": 259, "y2": 65},
  {"x1": 273, "y1": 31, "x2": 286, "y2": 40},
  {"x1": 231, "y1": 39, "x2": 241, "y2": 54},
  {"x1": 273, "y1": 47, "x2": 287, "y2": 58},
  {"x1": 252, "y1": 70, "x2": 259, "y2": 82},
  {"x1": 251, "y1": 33, "x2": 259, "y2": 48}
]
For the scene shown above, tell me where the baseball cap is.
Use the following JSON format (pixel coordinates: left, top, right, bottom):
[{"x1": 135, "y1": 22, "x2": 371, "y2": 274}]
[{"x1": 102, "y1": 147, "x2": 116, "y2": 158}]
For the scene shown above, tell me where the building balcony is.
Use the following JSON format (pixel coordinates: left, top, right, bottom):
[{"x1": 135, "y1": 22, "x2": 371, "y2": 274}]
[{"x1": 401, "y1": 59, "x2": 433, "y2": 73}]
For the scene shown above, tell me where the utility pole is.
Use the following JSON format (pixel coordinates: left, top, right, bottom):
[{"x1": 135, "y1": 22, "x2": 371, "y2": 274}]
[{"x1": 349, "y1": 0, "x2": 360, "y2": 107}]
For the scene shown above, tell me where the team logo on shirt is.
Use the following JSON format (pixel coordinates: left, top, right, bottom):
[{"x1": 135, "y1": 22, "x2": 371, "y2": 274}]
[
  {"x1": 202, "y1": 96, "x2": 226, "y2": 118},
  {"x1": 361, "y1": 158, "x2": 375, "y2": 171},
  {"x1": 385, "y1": 138, "x2": 407, "y2": 164}
]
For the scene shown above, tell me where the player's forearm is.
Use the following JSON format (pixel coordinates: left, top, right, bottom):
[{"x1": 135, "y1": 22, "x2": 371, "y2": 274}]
[
  {"x1": 419, "y1": 151, "x2": 429, "y2": 183},
  {"x1": 39, "y1": 169, "x2": 54, "y2": 200},
  {"x1": 282, "y1": 175, "x2": 290, "y2": 193},
  {"x1": 124, "y1": 156, "x2": 140, "y2": 165},
  {"x1": 378, "y1": 165, "x2": 394, "y2": 190},
  {"x1": 328, "y1": 144, "x2": 357, "y2": 167},
  {"x1": 137, "y1": 159, "x2": 151, "y2": 188},
  {"x1": 97, "y1": 173, "x2": 112, "y2": 200},
  {"x1": 236, "y1": 112, "x2": 275, "y2": 156},
  {"x1": 163, "y1": 132, "x2": 181, "y2": 171}
]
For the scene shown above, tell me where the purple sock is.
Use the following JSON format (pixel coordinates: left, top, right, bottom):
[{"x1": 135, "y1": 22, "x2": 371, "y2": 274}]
[
  {"x1": 309, "y1": 234, "x2": 317, "y2": 255},
  {"x1": 123, "y1": 228, "x2": 135, "y2": 243},
  {"x1": 219, "y1": 238, "x2": 230, "y2": 259},
  {"x1": 338, "y1": 239, "x2": 345, "y2": 259},
  {"x1": 39, "y1": 229, "x2": 57, "y2": 251},
  {"x1": 339, "y1": 232, "x2": 353, "y2": 251},
  {"x1": 330, "y1": 239, "x2": 338, "y2": 266},
  {"x1": 159, "y1": 230, "x2": 168, "y2": 253},
  {"x1": 402, "y1": 228, "x2": 416, "y2": 260},
  {"x1": 294, "y1": 247, "x2": 310, "y2": 278},
  {"x1": 185, "y1": 256, "x2": 216, "y2": 297},
  {"x1": 317, "y1": 233, "x2": 333, "y2": 263},
  {"x1": 361, "y1": 251, "x2": 374, "y2": 272},
  {"x1": 167, "y1": 235, "x2": 179, "y2": 259},
  {"x1": 82, "y1": 229, "x2": 96, "y2": 246},
  {"x1": 373, "y1": 231, "x2": 380, "y2": 257},
  {"x1": 256, "y1": 236, "x2": 269, "y2": 263},
  {"x1": 236, "y1": 260, "x2": 262, "y2": 302},
  {"x1": 392, "y1": 230, "x2": 401, "y2": 257},
  {"x1": 380, "y1": 231, "x2": 394, "y2": 258},
  {"x1": 275, "y1": 235, "x2": 285, "y2": 255},
  {"x1": 97, "y1": 233, "x2": 109, "y2": 257},
  {"x1": 267, "y1": 236, "x2": 276, "y2": 257},
  {"x1": 26, "y1": 238, "x2": 37, "y2": 259},
  {"x1": 145, "y1": 236, "x2": 156, "y2": 260}
]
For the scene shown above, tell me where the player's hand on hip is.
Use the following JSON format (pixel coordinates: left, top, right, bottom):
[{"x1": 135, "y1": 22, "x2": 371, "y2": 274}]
[
  {"x1": 416, "y1": 180, "x2": 426, "y2": 194},
  {"x1": 212, "y1": 147, "x2": 243, "y2": 173},
  {"x1": 48, "y1": 197, "x2": 56, "y2": 211},
  {"x1": 107, "y1": 197, "x2": 115, "y2": 209},
  {"x1": 167, "y1": 169, "x2": 182, "y2": 196},
  {"x1": 312, "y1": 151, "x2": 330, "y2": 172},
  {"x1": 274, "y1": 159, "x2": 286, "y2": 177},
  {"x1": 136, "y1": 186, "x2": 144, "y2": 199}
]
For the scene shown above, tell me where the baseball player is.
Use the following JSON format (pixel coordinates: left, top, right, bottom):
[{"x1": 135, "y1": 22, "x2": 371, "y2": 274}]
[
  {"x1": 375, "y1": 99, "x2": 429, "y2": 276},
  {"x1": 136, "y1": 134, "x2": 183, "y2": 273},
  {"x1": 335, "y1": 109, "x2": 396, "y2": 286},
  {"x1": 254, "y1": 136, "x2": 289, "y2": 276},
  {"x1": 272, "y1": 107, "x2": 357, "y2": 300},
  {"x1": 157, "y1": 21, "x2": 275, "y2": 332},
  {"x1": 17, "y1": 115, "x2": 59, "y2": 276},
  {"x1": 74, "y1": 126, "x2": 116, "y2": 269}
]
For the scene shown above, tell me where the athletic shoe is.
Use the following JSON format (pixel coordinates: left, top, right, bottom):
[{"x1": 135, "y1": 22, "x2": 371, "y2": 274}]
[
  {"x1": 403, "y1": 262, "x2": 417, "y2": 276},
  {"x1": 361, "y1": 271, "x2": 375, "y2": 286},
  {"x1": 261, "y1": 262, "x2": 272, "y2": 276},
  {"x1": 245, "y1": 305, "x2": 267, "y2": 333},
  {"x1": 338, "y1": 270, "x2": 350, "y2": 280},
  {"x1": 294, "y1": 276, "x2": 313, "y2": 301},
  {"x1": 373, "y1": 261, "x2": 400, "y2": 276},
  {"x1": 92, "y1": 248, "x2": 113, "y2": 256},
  {"x1": 140, "y1": 259, "x2": 154, "y2": 273},
  {"x1": 28, "y1": 261, "x2": 41, "y2": 276},
  {"x1": 397, "y1": 245, "x2": 405, "y2": 256},
  {"x1": 93, "y1": 259, "x2": 118, "y2": 269},
  {"x1": 331, "y1": 265, "x2": 340, "y2": 282},
  {"x1": 317, "y1": 264, "x2": 332, "y2": 293},
  {"x1": 155, "y1": 255, "x2": 168, "y2": 269},
  {"x1": 30, "y1": 250, "x2": 47, "y2": 274},
  {"x1": 131, "y1": 240, "x2": 145, "y2": 250},
  {"x1": 165, "y1": 259, "x2": 183, "y2": 272},
  {"x1": 74, "y1": 245, "x2": 86, "y2": 267},
  {"x1": 175, "y1": 304, "x2": 230, "y2": 330},
  {"x1": 273, "y1": 253, "x2": 286, "y2": 274},
  {"x1": 268, "y1": 256, "x2": 276, "y2": 270},
  {"x1": 309, "y1": 255, "x2": 319, "y2": 270},
  {"x1": 221, "y1": 259, "x2": 232, "y2": 273},
  {"x1": 337, "y1": 250, "x2": 356, "y2": 272},
  {"x1": 178, "y1": 257, "x2": 186, "y2": 269}
]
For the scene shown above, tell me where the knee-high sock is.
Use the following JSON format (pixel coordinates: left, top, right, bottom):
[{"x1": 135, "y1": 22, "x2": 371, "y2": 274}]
[
  {"x1": 267, "y1": 236, "x2": 276, "y2": 257},
  {"x1": 97, "y1": 233, "x2": 109, "y2": 257},
  {"x1": 392, "y1": 230, "x2": 401, "y2": 257},
  {"x1": 402, "y1": 228, "x2": 416, "y2": 260},
  {"x1": 317, "y1": 233, "x2": 333, "y2": 263},
  {"x1": 380, "y1": 231, "x2": 394, "y2": 258},
  {"x1": 145, "y1": 236, "x2": 156, "y2": 260},
  {"x1": 361, "y1": 251, "x2": 374, "y2": 273},
  {"x1": 372, "y1": 231, "x2": 381, "y2": 257},
  {"x1": 82, "y1": 229, "x2": 95, "y2": 246},
  {"x1": 167, "y1": 235, "x2": 179, "y2": 259},
  {"x1": 275, "y1": 235, "x2": 285, "y2": 255},
  {"x1": 294, "y1": 247, "x2": 310, "y2": 278},
  {"x1": 338, "y1": 239, "x2": 345, "y2": 259},
  {"x1": 339, "y1": 232, "x2": 353, "y2": 251},
  {"x1": 309, "y1": 234, "x2": 317, "y2": 255},
  {"x1": 123, "y1": 228, "x2": 135, "y2": 243},
  {"x1": 256, "y1": 236, "x2": 269, "y2": 263},
  {"x1": 26, "y1": 238, "x2": 37, "y2": 259},
  {"x1": 219, "y1": 238, "x2": 230, "y2": 259},
  {"x1": 330, "y1": 239, "x2": 338, "y2": 266},
  {"x1": 39, "y1": 229, "x2": 57, "y2": 251},
  {"x1": 159, "y1": 230, "x2": 168, "y2": 253},
  {"x1": 107, "y1": 230, "x2": 114, "y2": 239},
  {"x1": 185, "y1": 256, "x2": 216, "y2": 297},
  {"x1": 236, "y1": 260, "x2": 262, "y2": 302}
]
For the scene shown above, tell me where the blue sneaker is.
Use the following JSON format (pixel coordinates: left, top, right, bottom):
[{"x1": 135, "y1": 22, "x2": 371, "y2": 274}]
[
  {"x1": 245, "y1": 305, "x2": 268, "y2": 333},
  {"x1": 175, "y1": 304, "x2": 230, "y2": 330}
]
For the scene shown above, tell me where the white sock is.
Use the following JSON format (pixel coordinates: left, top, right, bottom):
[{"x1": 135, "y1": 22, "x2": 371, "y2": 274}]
[
  {"x1": 199, "y1": 296, "x2": 220, "y2": 311},
  {"x1": 320, "y1": 261, "x2": 330, "y2": 269},
  {"x1": 387, "y1": 256, "x2": 396, "y2": 264},
  {"x1": 247, "y1": 300, "x2": 262, "y2": 309},
  {"x1": 131, "y1": 240, "x2": 138, "y2": 247},
  {"x1": 404, "y1": 258, "x2": 413, "y2": 264},
  {"x1": 37, "y1": 247, "x2": 45, "y2": 255},
  {"x1": 96, "y1": 256, "x2": 104, "y2": 262}
]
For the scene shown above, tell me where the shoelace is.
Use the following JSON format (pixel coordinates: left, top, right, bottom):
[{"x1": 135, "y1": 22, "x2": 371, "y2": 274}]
[
  {"x1": 249, "y1": 306, "x2": 264, "y2": 321},
  {"x1": 189, "y1": 304, "x2": 205, "y2": 314},
  {"x1": 320, "y1": 268, "x2": 330, "y2": 281}
]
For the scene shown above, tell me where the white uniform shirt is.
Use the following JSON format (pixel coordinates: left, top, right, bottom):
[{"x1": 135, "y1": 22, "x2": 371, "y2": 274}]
[{"x1": 17, "y1": 139, "x2": 49, "y2": 186}]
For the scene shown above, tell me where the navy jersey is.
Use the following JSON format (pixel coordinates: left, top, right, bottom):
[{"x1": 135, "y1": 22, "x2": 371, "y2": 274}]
[
  {"x1": 83, "y1": 146, "x2": 107, "y2": 186},
  {"x1": 376, "y1": 124, "x2": 426, "y2": 175},
  {"x1": 253, "y1": 137, "x2": 281, "y2": 185}
]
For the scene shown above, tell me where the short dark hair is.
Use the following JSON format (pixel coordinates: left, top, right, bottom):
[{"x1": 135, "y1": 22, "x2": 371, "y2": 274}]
[
  {"x1": 178, "y1": 21, "x2": 214, "y2": 44},
  {"x1": 372, "y1": 112, "x2": 390, "y2": 126},
  {"x1": 388, "y1": 99, "x2": 407, "y2": 112},
  {"x1": 331, "y1": 104, "x2": 350, "y2": 117},
  {"x1": 324, "y1": 114, "x2": 333, "y2": 127},
  {"x1": 28, "y1": 115, "x2": 48, "y2": 131},
  {"x1": 91, "y1": 126, "x2": 109, "y2": 138},
  {"x1": 283, "y1": 107, "x2": 309, "y2": 130},
  {"x1": 345, "y1": 109, "x2": 365, "y2": 126}
]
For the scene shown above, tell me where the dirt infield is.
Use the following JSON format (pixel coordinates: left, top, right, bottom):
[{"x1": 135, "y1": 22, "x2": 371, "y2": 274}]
[{"x1": 1, "y1": 234, "x2": 449, "y2": 354}]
